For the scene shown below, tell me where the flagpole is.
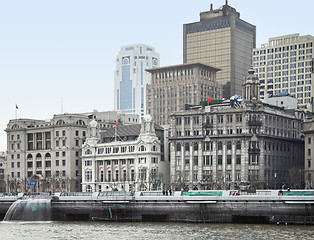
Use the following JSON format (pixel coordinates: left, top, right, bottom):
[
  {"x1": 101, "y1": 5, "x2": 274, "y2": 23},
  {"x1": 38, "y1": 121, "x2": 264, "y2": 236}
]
[
  {"x1": 15, "y1": 104, "x2": 17, "y2": 119},
  {"x1": 115, "y1": 123, "x2": 117, "y2": 142}
]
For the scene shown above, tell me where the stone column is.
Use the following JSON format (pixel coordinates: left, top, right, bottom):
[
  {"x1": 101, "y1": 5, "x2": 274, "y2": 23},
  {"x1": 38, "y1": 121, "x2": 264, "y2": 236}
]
[
  {"x1": 170, "y1": 142, "x2": 176, "y2": 186},
  {"x1": 198, "y1": 141, "x2": 203, "y2": 182},
  {"x1": 259, "y1": 139, "x2": 265, "y2": 186},
  {"x1": 189, "y1": 143, "x2": 193, "y2": 185},
  {"x1": 232, "y1": 141, "x2": 236, "y2": 183},
  {"x1": 213, "y1": 141, "x2": 217, "y2": 181},
  {"x1": 222, "y1": 141, "x2": 226, "y2": 186},
  {"x1": 241, "y1": 140, "x2": 249, "y2": 182}
]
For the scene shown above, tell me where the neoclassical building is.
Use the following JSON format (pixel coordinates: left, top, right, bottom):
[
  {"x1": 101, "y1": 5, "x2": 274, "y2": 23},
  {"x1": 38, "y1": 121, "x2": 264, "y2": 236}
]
[
  {"x1": 5, "y1": 111, "x2": 139, "y2": 193},
  {"x1": 0, "y1": 152, "x2": 6, "y2": 192},
  {"x1": 303, "y1": 118, "x2": 314, "y2": 189},
  {"x1": 169, "y1": 68, "x2": 304, "y2": 190},
  {"x1": 81, "y1": 115, "x2": 169, "y2": 192}
]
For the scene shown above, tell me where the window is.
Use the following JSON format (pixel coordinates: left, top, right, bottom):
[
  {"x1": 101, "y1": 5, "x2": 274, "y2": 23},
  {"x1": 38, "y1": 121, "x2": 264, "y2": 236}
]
[
  {"x1": 236, "y1": 155, "x2": 241, "y2": 165},
  {"x1": 217, "y1": 155, "x2": 222, "y2": 165},
  {"x1": 227, "y1": 155, "x2": 232, "y2": 165},
  {"x1": 176, "y1": 143, "x2": 181, "y2": 151},
  {"x1": 217, "y1": 142, "x2": 222, "y2": 150},
  {"x1": 227, "y1": 141, "x2": 232, "y2": 150},
  {"x1": 185, "y1": 144, "x2": 189, "y2": 151},
  {"x1": 62, "y1": 160, "x2": 66, "y2": 166}
]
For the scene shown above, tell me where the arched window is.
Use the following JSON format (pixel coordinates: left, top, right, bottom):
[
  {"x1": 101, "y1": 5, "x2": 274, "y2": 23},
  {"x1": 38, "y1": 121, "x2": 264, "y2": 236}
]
[
  {"x1": 139, "y1": 145, "x2": 146, "y2": 151},
  {"x1": 76, "y1": 120, "x2": 86, "y2": 125},
  {"x1": 56, "y1": 120, "x2": 65, "y2": 125},
  {"x1": 12, "y1": 124, "x2": 20, "y2": 129},
  {"x1": 122, "y1": 57, "x2": 130, "y2": 65},
  {"x1": 36, "y1": 153, "x2": 42, "y2": 159},
  {"x1": 152, "y1": 145, "x2": 157, "y2": 152},
  {"x1": 27, "y1": 154, "x2": 33, "y2": 160},
  {"x1": 45, "y1": 153, "x2": 51, "y2": 159},
  {"x1": 85, "y1": 149, "x2": 92, "y2": 155}
]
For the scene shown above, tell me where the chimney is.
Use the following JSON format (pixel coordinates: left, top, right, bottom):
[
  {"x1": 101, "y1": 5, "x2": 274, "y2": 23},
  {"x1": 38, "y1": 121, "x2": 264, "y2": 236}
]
[{"x1": 210, "y1": 4, "x2": 213, "y2": 10}]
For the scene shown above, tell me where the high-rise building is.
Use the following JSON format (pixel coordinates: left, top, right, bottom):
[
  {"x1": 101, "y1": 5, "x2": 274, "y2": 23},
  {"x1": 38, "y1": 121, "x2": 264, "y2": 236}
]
[
  {"x1": 114, "y1": 44, "x2": 160, "y2": 119},
  {"x1": 146, "y1": 63, "x2": 222, "y2": 126},
  {"x1": 183, "y1": 1, "x2": 256, "y2": 98},
  {"x1": 252, "y1": 33, "x2": 314, "y2": 111}
]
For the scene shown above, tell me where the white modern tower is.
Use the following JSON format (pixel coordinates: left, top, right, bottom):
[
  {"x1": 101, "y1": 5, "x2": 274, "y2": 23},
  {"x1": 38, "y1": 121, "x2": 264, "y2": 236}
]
[{"x1": 114, "y1": 44, "x2": 160, "y2": 119}]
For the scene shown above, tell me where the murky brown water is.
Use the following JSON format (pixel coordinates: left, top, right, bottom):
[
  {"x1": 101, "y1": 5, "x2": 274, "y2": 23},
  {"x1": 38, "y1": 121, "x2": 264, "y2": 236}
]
[{"x1": 1, "y1": 221, "x2": 314, "y2": 240}]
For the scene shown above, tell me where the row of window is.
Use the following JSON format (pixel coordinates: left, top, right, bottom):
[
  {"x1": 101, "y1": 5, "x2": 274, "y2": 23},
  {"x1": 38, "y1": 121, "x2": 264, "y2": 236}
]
[
  {"x1": 175, "y1": 154, "x2": 245, "y2": 167},
  {"x1": 253, "y1": 43, "x2": 313, "y2": 55},
  {"x1": 85, "y1": 145, "x2": 158, "y2": 155}
]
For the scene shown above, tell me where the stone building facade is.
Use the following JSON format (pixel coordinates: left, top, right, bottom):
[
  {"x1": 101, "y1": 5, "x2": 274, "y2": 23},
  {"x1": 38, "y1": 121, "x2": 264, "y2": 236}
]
[
  {"x1": 303, "y1": 118, "x2": 314, "y2": 189},
  {"x1": 81, "y1": 115, "x2": 169, "y2": 192},
  {"x1": 0, "y1": 152, "x2": 6, "y2": 192},
  {"x1": 5, "y1": 111, "x2": 139, "y2": 193},
  {"x1": 146, "y1": 63, "x2": 222, "y2": 126},
  {"x1": 169, "y1": 69, "x2": 304, "y2": 190}
]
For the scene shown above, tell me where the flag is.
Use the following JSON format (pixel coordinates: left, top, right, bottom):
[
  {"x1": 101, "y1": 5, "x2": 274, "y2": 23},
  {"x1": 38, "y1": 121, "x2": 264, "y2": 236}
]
[
  {"x1": 207, "y1": 97, "x2": 212, "y2": 103},
  {"x1": 115, "y1": 121, "x2": 118, "y2": 127},
  {"x1": 16, "y1": 104, "x2": 19, "y2": 109}
]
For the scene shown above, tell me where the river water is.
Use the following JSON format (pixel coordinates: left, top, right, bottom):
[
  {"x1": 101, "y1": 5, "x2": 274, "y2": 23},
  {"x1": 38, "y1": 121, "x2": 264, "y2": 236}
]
[{"x1": 1, "y1": 221, "x2": 314, "y2": 240}]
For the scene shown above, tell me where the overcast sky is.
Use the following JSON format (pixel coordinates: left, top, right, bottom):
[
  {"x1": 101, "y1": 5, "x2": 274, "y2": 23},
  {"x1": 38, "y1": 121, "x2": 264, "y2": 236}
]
[{"x1": 0, "y1": 0, "x2": 313, "y2": 151}]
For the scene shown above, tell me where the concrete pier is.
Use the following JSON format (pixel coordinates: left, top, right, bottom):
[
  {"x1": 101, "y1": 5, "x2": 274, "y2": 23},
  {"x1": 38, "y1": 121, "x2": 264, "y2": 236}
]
[{"x1": 1, "y1": 190, "x2": 314, "y2": 224}]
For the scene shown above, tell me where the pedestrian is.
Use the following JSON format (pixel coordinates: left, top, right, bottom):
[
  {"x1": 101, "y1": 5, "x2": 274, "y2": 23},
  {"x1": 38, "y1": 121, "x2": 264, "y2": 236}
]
[
  {"x1": 162, "y1": 189, "x2": 165, "y2": 196},
  {"x1": 169, "y1": 189, "x2": 172, "y2": 195}
]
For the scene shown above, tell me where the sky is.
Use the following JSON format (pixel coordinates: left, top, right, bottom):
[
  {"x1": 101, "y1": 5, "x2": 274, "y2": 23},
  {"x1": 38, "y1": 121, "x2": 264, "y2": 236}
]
[{"x1": 0, "y1": 0, "x2": 313, "y2": 151}]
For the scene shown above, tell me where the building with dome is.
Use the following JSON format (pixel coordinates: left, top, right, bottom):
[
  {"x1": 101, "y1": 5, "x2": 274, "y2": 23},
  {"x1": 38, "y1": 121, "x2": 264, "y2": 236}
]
[{"x1": 81, "y1": 115, "x2": 169, "y2": 192}]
